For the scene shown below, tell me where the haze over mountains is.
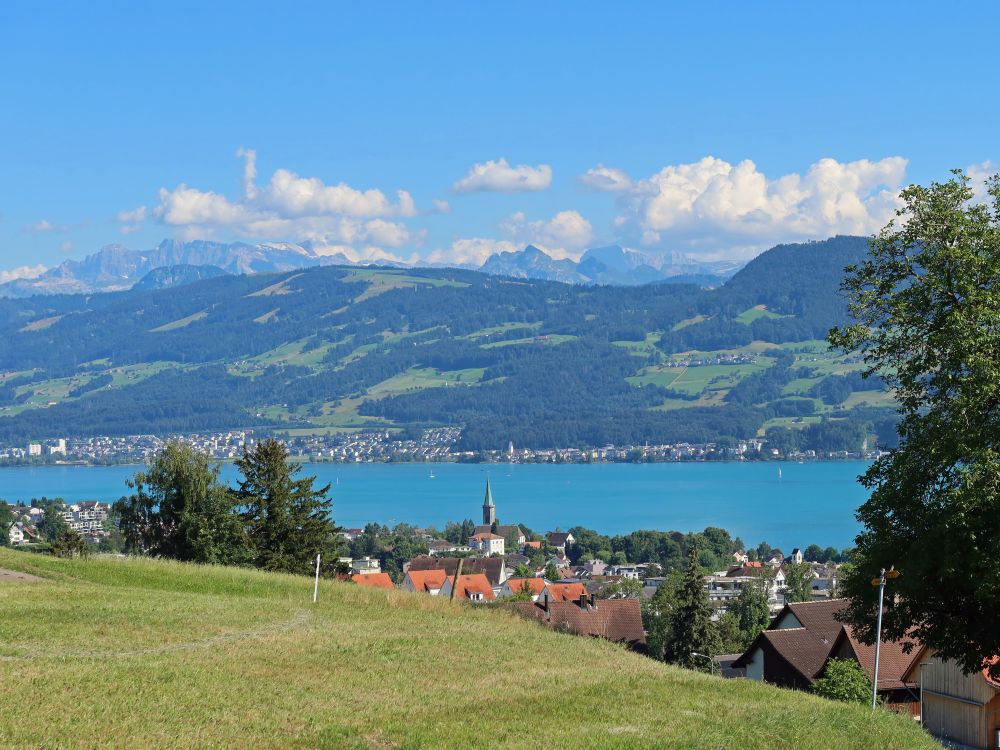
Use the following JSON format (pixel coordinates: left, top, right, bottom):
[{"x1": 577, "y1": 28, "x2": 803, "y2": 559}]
[{"x1": 0, "y1": 239, "x2": 743, "y2": 297}]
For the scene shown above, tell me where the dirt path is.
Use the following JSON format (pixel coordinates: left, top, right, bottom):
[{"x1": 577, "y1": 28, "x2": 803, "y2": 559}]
[{"x1": 0, "y1": 568, "x2": 43, "y2": 583}]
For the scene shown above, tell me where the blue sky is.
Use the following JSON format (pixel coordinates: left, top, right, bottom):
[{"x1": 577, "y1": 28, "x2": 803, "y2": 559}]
[{"x1": 1, "y1": 2, "x2": 997, "y2": 277}]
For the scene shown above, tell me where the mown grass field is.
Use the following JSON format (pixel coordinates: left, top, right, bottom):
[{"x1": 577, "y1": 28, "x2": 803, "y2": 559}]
[{"x1": 0, "y1": 550, "x2": 937, "y2": 749}]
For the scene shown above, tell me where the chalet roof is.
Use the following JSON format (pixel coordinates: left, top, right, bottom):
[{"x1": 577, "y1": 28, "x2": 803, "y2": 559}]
[
  {"x1": 548, "y1": 532, "x2": 572, "y2": 545},
  {"x1": 407, "y1": 555, "x2": 505, "y2": 586},
  {"x1": 405, "y1": 569, "x2": 448, "y2": 592},
  {"x1": 824, "y1": 626, "x2": 920, "y2": 690},
  {"x1": 740, "y1": 628, "x2": 833, "y2": 683},
  {"x1": 449, "y1": 573, "x2": 495, "y2": 600},
  {"x1": 352, "y1": 573, "x2": 395, "y2": 590},
  {"x1": 511, "y1": 598, "x2": 645, "y2": 647}
]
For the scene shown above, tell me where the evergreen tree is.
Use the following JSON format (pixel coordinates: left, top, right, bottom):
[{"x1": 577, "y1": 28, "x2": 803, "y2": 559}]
[
  {"x1": 52, "y1": 528, "x2": 89, "y2": 559},
  {"x1": 114, "y1": 442, "x2": 250, "y2": 565},
  {"x1": 0, "y1": 502, "x2": 13, "y2": 546},
  {"x1": 236, "y1": 439, "x2": 344, "y2": 576},
  {"x1": 36, "y1": 499, "x2": 69, "y2": 543},
  {"x1": 664, "y1": 547, "x2": 719, "y2": 670}
]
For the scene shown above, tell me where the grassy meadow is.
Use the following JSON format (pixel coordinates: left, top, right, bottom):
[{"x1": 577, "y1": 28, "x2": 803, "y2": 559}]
[{"x1": 0, "y1": 549, "x2": 936, "y2": 749}]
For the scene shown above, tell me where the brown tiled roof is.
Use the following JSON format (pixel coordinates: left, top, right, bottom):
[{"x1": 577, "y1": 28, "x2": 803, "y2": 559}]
[
  {"x1": 407, "y1": 555, "x2": 505, "y2": 586},
  {"x1": 511, "y1": 599, "x2": 645, "y2": 647},
  {"x1": 779, "y1": 599, "x2": 849, "y2": 642},
  {"x1": 828, "y1": 626, "x2": 921, "y2": 690},
  {"x1": 352, "y1": 573, "x2": 395, "y2": 590},
  {"x1": 758, "y1": 628, "x2": 833, "y2": 682},
  {"x1": 548, "y1": 532, "x2": 572, "y2": 545}
]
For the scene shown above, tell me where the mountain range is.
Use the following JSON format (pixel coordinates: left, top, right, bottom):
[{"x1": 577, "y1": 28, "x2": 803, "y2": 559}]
[{"x1": 0, "y1": 240, "x2": 742, "y2": 297}]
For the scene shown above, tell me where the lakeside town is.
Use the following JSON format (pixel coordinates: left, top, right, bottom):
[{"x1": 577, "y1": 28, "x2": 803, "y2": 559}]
[{"x1": 0, "y1": 428, "x2": 886, "y2": 466}]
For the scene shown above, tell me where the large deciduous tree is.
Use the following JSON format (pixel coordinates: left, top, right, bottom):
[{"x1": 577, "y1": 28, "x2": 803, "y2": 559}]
[
  {"x1": 114, "y1": 442, "x2": 250, "y2": 565},
  {"x1": 830, "y1": 170, "x2": 1000, "y2": 678},
  {"x1": 235, "y1": 438, "x2": 344, "y2": 576}
]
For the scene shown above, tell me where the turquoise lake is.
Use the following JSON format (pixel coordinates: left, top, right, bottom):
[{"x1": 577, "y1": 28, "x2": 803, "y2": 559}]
[{"x1": 0, "y1": 461, "x2": 871, "y2": 551}]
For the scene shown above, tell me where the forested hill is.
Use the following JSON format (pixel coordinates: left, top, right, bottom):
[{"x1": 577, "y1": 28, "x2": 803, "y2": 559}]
[{"x1": 0, "y1": 235, "x2": 896, "y2": 451}]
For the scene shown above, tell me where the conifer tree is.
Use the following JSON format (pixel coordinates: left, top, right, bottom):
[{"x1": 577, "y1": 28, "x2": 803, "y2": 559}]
[
  {"x1": 664, "y1": 547, "x2": 719, "y2": 670},
  {"x1": 235, "y1": 438, "x2": 344, "y2": 576}
]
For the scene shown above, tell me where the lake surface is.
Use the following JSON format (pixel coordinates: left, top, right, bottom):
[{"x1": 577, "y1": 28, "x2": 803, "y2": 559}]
[{"x1": 0, "y1": 461, "x2": 871, "y2": 550}]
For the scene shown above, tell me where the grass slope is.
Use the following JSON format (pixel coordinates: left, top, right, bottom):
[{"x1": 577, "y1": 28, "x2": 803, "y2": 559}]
[{"x1": 0, "y1": 550, "x2": 935, "y2": 750}]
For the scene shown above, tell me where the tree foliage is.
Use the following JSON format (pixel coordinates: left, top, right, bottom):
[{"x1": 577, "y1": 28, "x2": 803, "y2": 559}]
[
  {"x1": 114, "y1": 442, "x2": 250, "y2": 565},
  {"x1": 235, "y1": 438, "x2": 344, "y2": 576},
  {"x1": 664, "y1": 548, "x2": 719, "y2": 670},
  {"x1": 783, "y1": 562, "x2": 814, "y2": 603},
  {"x1": 812, "y1": 659, "x2": 872, "y2": 704},
  {"x1": 730, "y1": 575, "x2": 773, "y2": 650},
  {"x1": 830, "y1": 170, "x2": 1000, "y2": 678}
]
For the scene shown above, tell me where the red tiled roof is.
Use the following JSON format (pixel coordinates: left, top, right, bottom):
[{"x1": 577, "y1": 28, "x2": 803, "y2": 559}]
[
  {"x1": 503, "y1": 577, "x2": 547, "y2": 595},
  {"x1": 543, "y1": 583, "x2": 588, "y2": 602},
  {"x1": 407, "y1": 555, "x2": 505, "y2": 586},
  {"x1": 512, "y1": 599, "x2": 645, "y2": 647},
  {"x1": 471, "y1": 533, "x2": 503, "y2": 540},
  {"x1": 523, "y1": 541, "x2": 542, "y2": 549},
  {"x1": 352, "y1": 573, "x2": 395, "y2": 590},
  {"x1": 450, "y1": 573, "x2": 495, "y2": 600},
  {"x1": 405, "y1": 569, "x2": 448, "y2": 591}
]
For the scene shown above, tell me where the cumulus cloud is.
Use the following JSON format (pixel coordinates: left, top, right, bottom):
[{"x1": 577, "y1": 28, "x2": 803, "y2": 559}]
[
  {"x1": 146, "y1": 149, "x2": 421, "y2": 251},
  {"x1": 579, "y1": 164, "x2": 632, "y2": 192},
  {"x1": 966, "y1": 160, "x2": 998, "y2": 204},
  {"x1": 424, "y1": 237, "x2": 520, "y2": 267},
  {"x1": 117, "y1": 206, "x2": 147, "y2": 223},
  {"x1": 500, "y1": 209, "x2": 594, "y2": 258},
  {"x1": 0, "y1": 264, "x2": 47, "y2": 283},
  {"x1": 583, "y1": 155, "x2": 909, "y2": 258},
  {"x1": 452, "y1": 158, "x2": 552, "y2": 193}
]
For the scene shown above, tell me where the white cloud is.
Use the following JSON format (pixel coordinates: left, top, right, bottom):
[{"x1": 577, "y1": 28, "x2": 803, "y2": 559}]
[
  {"x1": 31, "y1": 219, "x2": 55, "y2": 232},
  {"x1": 966, "y1": 160, "x2": 998, "y2": 204},
  {"x1": 117, "y1": 205, "x2": 147, "y2": 223},
  {"x1": 584, "y1": 155, "x2": 908, "y2": 258},
  {"x1": 147, "y1": 150, "x2": 421, "y2": 249},
  {"x1": 500, "y1": 209, "x2": 594, "y2": 258},
  {"x1": 579, "y1": 164, "x2": 632, "y2": 192},
  {"x1": 452, "y1": 158, "x2": 552, "y2": 193},
  {"x1": 0, "y1": 264, "x2": 47, "y2": 283},
  {"x1": 425, "y1": 237, "x2": 520, "y2": 267}
]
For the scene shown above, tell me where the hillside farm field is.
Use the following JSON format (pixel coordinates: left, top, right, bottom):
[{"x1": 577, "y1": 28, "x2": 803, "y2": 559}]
[{"x1": 0, "y1": 550, "x2": 936, "y2": 749}]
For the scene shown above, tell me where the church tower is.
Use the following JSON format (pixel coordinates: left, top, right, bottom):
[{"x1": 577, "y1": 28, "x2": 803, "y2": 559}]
[{"x1": 482, "y1": 479, "x2": 496, "y2": 526}]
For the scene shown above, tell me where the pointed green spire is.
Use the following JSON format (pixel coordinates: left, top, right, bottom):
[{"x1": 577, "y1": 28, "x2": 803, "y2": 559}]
[
  {"x1": 482, "y1": 479, "x2": 496, "y2": 526},
  {"x1": 483, "y1": 479, "x2": 494, "y2": 507}
]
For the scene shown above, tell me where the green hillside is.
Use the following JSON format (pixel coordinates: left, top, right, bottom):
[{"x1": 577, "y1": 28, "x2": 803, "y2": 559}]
[
  {"x1": 0, "y1": 549, "x2": 934, "y2": 749},
  {"x1": 0, "y1": 236, "x2": 898, "y2": 451}
]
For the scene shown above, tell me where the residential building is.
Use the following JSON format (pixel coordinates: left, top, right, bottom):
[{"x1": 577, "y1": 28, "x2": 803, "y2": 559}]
[
  {"x1": 439, "y1": 573, "x2": 495, "y2": 602},
  {"x1": 705, "y1": 561, "x2": 786, "y2": 615},
  {"x1": 539, "y1": 582, "x2": 588, "y2": 603},
  {"x1": 498, "y1": 577, "x2": 547, "y2": 601},
  {"x1": 8, "y1": 523, "x2": 25, "y2": 546},
  {"x1": 351, "y1": 573, "x2": 395, "y2": 590},
  {"x1": 406, "y1": 555, "x2": 507, "y2": 588},
  {"x1": 547, "y1": 531, "x2": 575, "y2": 553},
  {"x1": 511, "y1": 596, "x2": 646, "y2": 651},
  {"x1": 401, "y1": 569, "x2": 448, "y2": 595},
  {"x1": 426, "y1": 539, "x2": 471, "y2": 556},
  {"x1": 901, "y1": 649, "x2": 1000, "y2": 749},
  {"x1": 469, "y1": 532, "x2": 504, "y2": 556}
]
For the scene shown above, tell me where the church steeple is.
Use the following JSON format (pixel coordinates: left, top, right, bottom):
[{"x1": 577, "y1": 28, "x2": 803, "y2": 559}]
[{"x1": 482, "y1": 479, "x2": 496, "y2": 526}]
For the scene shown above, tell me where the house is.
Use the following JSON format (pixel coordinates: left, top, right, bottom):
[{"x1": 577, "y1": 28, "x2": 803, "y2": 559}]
[
  {"x1": 901, "y1": 649, "x2": 1000, "y2": 749},
  {"x1": 498, "y1": 577, "x2": 547, "y2": 601},
  {"x1": 539, "y1": 582, "x2": 588, "y2": 603},
  {"x1": 8, "y1": 522, "x2": 25, "y2": 546},
  {"x1": 547, "y1": 531, "x2": 575, "y2": 553},
  {"x1": 426, "y1": 539, "x2": 471, "y2": 556},
  {"x1": 439, "y1": 573, "x2": 495, "y2": 602},
  {"x1": 582, "y1": 559, "x2": 607, "y2": 576},
  {"x1": 511, "y1": 595, "x2": 646, "y2": 651},
  {"x1": 406, "y1": 555, "x2": 507, "y2": 588},
  {"x1": 733, "y1": 599, "x2": 922, "y2": 709},
  {"x1": 401, "y1": 569, "x2": 448, "y2": 595},
  {"x1": 820, "y1": 625, "x2": 920, "y2": 714},
  {"x1": 705, "y1": 562, "x2": 786, "y2": 615},
  {"x1": 521, "y1": 540, "x2": 542, "y2": 552},
  {"x1": 341, "y1": 528, "x2": 365, "y2": 541},
  {"x1": 350, "y1": 557, "x2": 381, "y2": 575},
  {"x1": 474, "y1": 524, "x2": 525, "y2": 546},
  {"x1": 469, "y1": 532, "x2": 505, "y2": 556},
  {"x1": 732, "y1": 599, "x2": 849, "y2": 690},
  {"x1": 351, "y1": 573, "x2": 395, "y2": 590}
]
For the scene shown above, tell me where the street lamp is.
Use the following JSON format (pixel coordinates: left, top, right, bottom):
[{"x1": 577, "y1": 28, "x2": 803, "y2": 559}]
[
  {"x1": 870, "y1": 566, "x2": 902, "y2": 709},
  {"x1": 691, "y1": 652, "x2": 716, "y2": 675}
]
